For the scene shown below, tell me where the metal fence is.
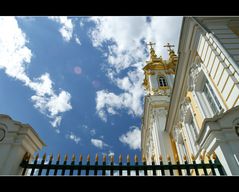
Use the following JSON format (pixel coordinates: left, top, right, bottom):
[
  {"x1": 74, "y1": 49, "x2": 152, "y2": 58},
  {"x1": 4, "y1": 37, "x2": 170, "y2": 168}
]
[{"x1": 20, "y1": 152, "x2": 225, "y2": 176}]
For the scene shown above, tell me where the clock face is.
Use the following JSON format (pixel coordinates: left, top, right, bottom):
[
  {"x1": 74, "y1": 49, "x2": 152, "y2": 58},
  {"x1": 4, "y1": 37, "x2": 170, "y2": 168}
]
[{"x1": 0, "y1": 129, "x2": 5, "y2": 142}]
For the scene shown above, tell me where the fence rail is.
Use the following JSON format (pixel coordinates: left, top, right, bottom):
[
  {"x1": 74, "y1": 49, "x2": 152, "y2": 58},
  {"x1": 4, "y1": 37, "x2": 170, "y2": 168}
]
[{"x1": 20, "y1": 152, "x2": 225, "y2": 176}]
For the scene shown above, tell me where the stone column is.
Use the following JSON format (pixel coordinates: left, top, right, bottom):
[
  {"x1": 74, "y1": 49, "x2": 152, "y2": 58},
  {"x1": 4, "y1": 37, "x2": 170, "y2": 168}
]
[{"x1": 0, "y1": 114, "x2": 45, "y2": 175}]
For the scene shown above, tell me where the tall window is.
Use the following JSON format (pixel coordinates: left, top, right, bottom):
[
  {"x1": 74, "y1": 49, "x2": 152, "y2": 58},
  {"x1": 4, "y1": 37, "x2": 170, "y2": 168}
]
[
  {"x1": 159, "y1": 76, "x2": 168, "y2": 87},
  {"x1": 189, "y1": 117, "x2": 198, "y2": 142},
  {"x1": 203, "y1": 79, "x2": 222, "y2": 114}
]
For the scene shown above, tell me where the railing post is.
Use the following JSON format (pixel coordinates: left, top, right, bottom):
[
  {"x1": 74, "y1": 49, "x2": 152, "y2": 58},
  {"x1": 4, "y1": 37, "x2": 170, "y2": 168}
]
[
  {"x1": 175, "y1": 155, "x2": 182, "y2": 176},
  {"x1": 61, "y1": 154, "x2": 68, "y2": 176},
  {"x1": 159, "y1": 155, "x2": 165, "y2": 176},
  {"x1": 200, "y1": 154, "x2": 208, "y2": 176},
  {"x1": 142, "y1": 155, "x2": 147, "y2": 176},
  {"x1": 54, "y1": 154, "x2": 60, "y2": 176},
  {"x1": 212, "y1": 152, "x2": 225, "y2": 175},
  {"x1": 46, "y1": 153, "x2": 53, "y2": 176},
  {"x1": 110, "y1": 155, "x2": 114, "y2": 176},
  {"x1": 77, "y1": 154, "x2": 82, "y2": 176},
  {"x1": 151, "y1": 155, "x2": 156, "y2": 176},
  {"x1": 207, "y1": 153, "x2": 216, "y2": 176},
  {"x1": 184, "y1": 155, "x2": 191, "y2": 176},
  {"x1": 119, "y1": 154, "x2": 122, "y2": 176},
  {"x1": 134, "y1": 155, "x2": 139, "y2": 176},
  {"x1": 167, "y1": 155, "x2": 174, "y2": 176},
  {"x1": 30, "y1": 153, "x2": 39, "y2": 176},
  {"x1": 94, "y1": 154, "x2": 98, "y2": 176},
  {"x1": 38, "y1": 153, "x2": 46, "y2": 176},
  {"x1": 102, "y1": 154, "x2": 106, "y2": 176},
  {"x1": 127, "y1": 155, "x2": 130, "y2": 176},
  {"x1": 86, "y1": 154, "x2": 90, "y2": 176},
  {"x1": 70, "y1": 154, "x2": 75, "y2": 176},
  {"x1": 191, "y1": 154, "x2": 199, "y2": 176}
]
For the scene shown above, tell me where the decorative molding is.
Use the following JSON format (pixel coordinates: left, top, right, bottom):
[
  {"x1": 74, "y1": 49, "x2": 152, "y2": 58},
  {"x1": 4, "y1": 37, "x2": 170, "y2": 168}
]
[
  {"x1": 180, "y1": 97, "x2": 191, "y2": 122},
  {"x1": 188, "y1": 62, "x2": 202, "y2": 91},
  {"x1": 156, "y1": 109, "x2": 168, "y2": 117}
]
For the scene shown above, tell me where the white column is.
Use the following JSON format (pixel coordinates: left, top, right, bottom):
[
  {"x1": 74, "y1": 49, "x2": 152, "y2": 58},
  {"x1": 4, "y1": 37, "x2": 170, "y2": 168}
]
[
  {"x1": 154, "y1": 108, "x2": 175, "y2": 163},
  {"x1": 0, "y1": 115, "x2": 45, "y2": 175}
]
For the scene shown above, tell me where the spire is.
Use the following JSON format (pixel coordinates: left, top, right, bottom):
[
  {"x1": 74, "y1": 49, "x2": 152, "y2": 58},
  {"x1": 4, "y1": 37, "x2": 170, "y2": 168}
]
[{"x1": 147, "y1": 42, "x2": 157, "y2": 60}]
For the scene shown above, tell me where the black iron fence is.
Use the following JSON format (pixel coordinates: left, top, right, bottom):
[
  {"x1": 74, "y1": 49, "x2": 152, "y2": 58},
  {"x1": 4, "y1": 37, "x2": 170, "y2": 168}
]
[{"x1": 20, "y1": 152, "x2": 225, "y2": 176}]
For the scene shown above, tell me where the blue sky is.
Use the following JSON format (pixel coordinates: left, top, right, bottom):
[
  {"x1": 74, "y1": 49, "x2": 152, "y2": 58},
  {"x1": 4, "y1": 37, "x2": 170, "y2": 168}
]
[{"x1": 0, "y1": 16, "x2": 182, "y2": 164}]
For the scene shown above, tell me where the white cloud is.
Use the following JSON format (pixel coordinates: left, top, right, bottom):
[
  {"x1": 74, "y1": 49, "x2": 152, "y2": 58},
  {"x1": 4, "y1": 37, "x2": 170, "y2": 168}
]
[
  {"x1": 98, "y1": 110, "x2": 107, "y2": 122},
  {"x1": 91, "y1": 138, "x2": 109, "y2": 149},
  {"x1": 90, "y1": 129, "x2": 96, "y2": 136},
  {"x1": 66, "y1": 132, "x2": 81, "y2": 144},
  {"x1": 89, "y1": 16, "x2": 182, "y2": 121},
  {"x1": 119, "y1": 126, "x2": 141, "y2": 150},
  {"x1": 82, "y1": 124, "x2": 88, "y2": 129},
  {"x1": 55, "y1": 129, "x2": 60, "y2": 134},
  {"x1": 50, "y1": 116, "x2": 62, "y2": 127},
  {"x1": 0, "y1": 17, "x2": 72, "y2": 128},
  {"x1": 75, "y1": 35, "x2": 81, "y2": 45},
  {"x1": 48, "y1": 16, "x2": 74, "y2": 42}
]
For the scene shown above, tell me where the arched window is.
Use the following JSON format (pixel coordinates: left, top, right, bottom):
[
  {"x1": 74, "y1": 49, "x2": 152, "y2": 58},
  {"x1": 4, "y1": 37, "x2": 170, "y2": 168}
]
[{"x1": 159, "y1": 76, "x2": 168, "y2": 87}]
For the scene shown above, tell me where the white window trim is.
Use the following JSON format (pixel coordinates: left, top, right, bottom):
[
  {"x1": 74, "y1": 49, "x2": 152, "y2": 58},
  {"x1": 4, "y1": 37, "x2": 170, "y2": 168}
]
[{"x1": 193, "y1": 65, "x2": 225, "y2": 118}]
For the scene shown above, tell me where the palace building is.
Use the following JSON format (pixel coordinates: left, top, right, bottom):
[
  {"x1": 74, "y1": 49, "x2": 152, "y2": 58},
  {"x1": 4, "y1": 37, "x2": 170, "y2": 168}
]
[{"x1": 141, "y1": 17, "x2": 239, "y2": 175}]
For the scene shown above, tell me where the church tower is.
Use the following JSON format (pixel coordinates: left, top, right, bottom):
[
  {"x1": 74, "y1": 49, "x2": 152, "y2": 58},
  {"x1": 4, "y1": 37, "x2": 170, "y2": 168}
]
[{"x1": 141, "y1": 42, "x2": 178, "y2": 166}]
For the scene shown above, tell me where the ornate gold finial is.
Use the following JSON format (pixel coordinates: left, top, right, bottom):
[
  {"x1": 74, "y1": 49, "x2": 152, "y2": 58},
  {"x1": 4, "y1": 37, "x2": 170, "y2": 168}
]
[
  {"x1": 119, "y1": 154, "x2": 122, "y2": 163},
  {"x1": 27, "y1": 153, "x2": 31, "y2": 160},
  {"x1": 159, "y1": 154, "x2": 163, "y2": 161},
  {"x1": 50, "y1": 153, "x2": 53, "y2": 161},
  {"x1": 103, "y1": 154, "x2": 106, "y2": 162},
  {"x1": 95, "y1": 154, "x2": 99, "y2": 162},
  {"x1": 127, "y1": 154, "x2": 130, "y2": 163},
  {"x1": 57, "y1": 153, "x2": 60, "y2": 161},
  {"x1": 183, "y1": 155, "x2": 187, "y2": 161},
  {"x1": 110, "y1": 155, "x2": 114, "y2": 163},
  {"x1": 206, "y1": 153, "x2": 211, "y2": 160},
  {"x1": 175, "y1": 154, "x2": 179, "y2": 162},
  {"x1": 64, "y1": 154, "x2": 68, "y2": 161},
  {"x1": 23, "y1": 152, "x2": 30, "y2": 161},
  {"x1": 151, "y1": 154, "x2": 155, "y2": 162},
  {"x1": 191, "y1": 154, "x2": 195, "y2": 161},
  {"x1": 164, "y1": 43, "x2": 175, "y2": 52},
  {"x1": 35, "y1": 153, "x2": 39, "y2": 161},
  {"x1": 87, "y1": 154, "x2": 90, "y2": 162},
  {"x1": 212, "y1": 152, "x2": 217, "y2": 160},
  {"x1": 200, "y1": 154, "x2": 204, "y2": 160},
  {"x1": 79, "y1": 154, "x2": 83, "y2": 162},
  {"x1": 142, "y1": 154, "x2": 146, "y2": 162},
  {"x1": 147, "y1": 42, "x2": 157, "y2": 59},
  {"x1": 167, "y1": 155, "x2": 171, "y2": 161},
  {"x1": 72, "y1": 154, "x2": 76, "y2": 161},
  {"x1": 134, "y1": 155, "x2": 138, "y2": 163},
  {"x1": 43, "y1": 153, "x2": 46, "y2": 161}
]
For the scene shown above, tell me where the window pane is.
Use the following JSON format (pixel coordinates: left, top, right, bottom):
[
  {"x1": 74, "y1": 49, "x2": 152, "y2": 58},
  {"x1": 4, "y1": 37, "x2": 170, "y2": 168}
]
[
  {"x1": 159, "y1": 77, "x2": 167, "y2": 87},
  {"x1": 203, "y1": 79, "x2": 222, "y2": 114}
]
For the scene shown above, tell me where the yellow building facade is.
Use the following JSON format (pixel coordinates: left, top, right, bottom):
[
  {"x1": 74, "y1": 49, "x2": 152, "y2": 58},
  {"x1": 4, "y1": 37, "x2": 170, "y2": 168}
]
[{"x1": 141, "y1": 17, "x2": 239, "y2": 175}]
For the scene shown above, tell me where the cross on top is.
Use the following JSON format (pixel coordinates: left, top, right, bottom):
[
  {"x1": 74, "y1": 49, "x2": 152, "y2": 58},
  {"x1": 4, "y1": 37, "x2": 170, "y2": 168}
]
[
  {"x1": 164, "y1": 43, "x2": 175, "y2": 51},
  {"x1": 147, "y1": 42, "x2": 156, "y2": 49}
]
